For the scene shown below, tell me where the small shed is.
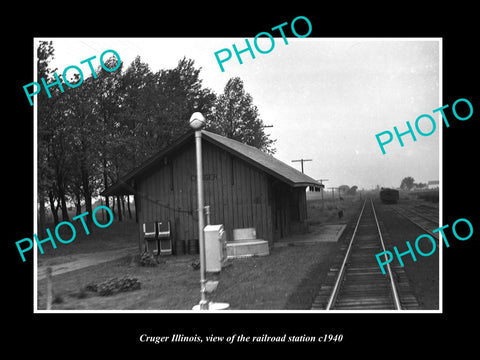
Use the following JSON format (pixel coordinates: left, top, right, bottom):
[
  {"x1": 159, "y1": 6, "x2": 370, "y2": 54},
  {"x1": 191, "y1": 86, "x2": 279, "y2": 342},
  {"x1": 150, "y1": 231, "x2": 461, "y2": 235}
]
[{"x1": 102, "y1": 130, "x2": 320, "y2": 250}]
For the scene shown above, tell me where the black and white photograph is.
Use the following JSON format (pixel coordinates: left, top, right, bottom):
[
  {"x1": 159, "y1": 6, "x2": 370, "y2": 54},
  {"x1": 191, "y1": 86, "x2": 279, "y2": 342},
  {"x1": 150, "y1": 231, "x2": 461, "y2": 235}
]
[
  {"x1": 32, "y1": 37, "x2": 441, "y2": 312},
  {"x1": 5, "y1": 6, "x2": 478, "y2": 353}
]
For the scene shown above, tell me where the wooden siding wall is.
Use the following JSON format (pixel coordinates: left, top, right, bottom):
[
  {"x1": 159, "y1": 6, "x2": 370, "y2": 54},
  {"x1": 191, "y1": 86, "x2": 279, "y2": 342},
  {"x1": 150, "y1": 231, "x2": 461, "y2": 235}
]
[
  {"x1": 271, "y1": 183, "x2": 308, "y2": 240},
  {"x1": 137, "y1": 141, "x2": 275, "y2": 244}
]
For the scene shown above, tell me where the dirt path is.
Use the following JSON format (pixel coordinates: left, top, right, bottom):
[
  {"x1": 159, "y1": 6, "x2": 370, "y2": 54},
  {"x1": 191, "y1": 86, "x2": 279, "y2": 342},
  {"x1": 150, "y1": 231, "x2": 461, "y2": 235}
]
[{"x1": 37, "y1": 246, "x2": 138, "y2": 280}]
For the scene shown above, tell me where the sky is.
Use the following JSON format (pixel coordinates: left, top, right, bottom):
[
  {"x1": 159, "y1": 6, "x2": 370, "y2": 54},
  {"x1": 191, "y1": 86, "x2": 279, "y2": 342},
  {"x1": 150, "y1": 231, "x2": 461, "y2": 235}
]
[{"x1": 37, "y1": 37, "x2": 441, "y2": 190}]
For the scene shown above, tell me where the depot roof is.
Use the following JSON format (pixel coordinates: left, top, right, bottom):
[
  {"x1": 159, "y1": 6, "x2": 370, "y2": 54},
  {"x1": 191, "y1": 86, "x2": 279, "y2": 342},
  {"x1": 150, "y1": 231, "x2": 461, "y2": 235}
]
[{"x1": 102, "y1": 130, "x2": 320, "y2": 196}]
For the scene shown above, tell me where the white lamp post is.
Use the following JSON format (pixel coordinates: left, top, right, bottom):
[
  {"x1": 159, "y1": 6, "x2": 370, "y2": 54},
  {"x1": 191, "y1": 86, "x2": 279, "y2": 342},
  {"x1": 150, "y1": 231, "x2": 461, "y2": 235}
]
[
  {"x1": 190, "y1": 113, "x2": 229, "y2": 311},
  {"x1": 190, "y1": 112, "x2": 208, "y2": 310}
]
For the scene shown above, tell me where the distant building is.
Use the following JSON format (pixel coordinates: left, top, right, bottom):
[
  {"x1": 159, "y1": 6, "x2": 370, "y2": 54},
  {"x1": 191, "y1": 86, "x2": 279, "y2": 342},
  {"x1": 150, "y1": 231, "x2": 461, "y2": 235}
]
[{"x1": 427, "y1": 180, "x2": 439, "y2": 189}]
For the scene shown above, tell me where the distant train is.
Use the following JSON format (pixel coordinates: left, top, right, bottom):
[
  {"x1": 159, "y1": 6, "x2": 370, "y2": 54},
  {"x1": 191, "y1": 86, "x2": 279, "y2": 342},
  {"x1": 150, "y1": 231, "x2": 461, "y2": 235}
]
[{"x1": 379, "y1": 188, "x2": 399, "y2": 204}]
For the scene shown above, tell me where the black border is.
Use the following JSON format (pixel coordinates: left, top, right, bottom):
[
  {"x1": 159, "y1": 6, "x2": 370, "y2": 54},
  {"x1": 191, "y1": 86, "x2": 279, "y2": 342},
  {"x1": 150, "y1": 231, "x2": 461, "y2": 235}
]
[{"x1": 6, "y1": 5, "x2": 478, "y2": 353}]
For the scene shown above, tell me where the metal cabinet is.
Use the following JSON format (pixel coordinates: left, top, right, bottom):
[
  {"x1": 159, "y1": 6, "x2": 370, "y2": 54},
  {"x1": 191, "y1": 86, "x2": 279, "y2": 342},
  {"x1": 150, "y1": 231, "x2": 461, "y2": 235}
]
[{"x1": 204, "y1": 224, "x2": 226, "y2": 272}]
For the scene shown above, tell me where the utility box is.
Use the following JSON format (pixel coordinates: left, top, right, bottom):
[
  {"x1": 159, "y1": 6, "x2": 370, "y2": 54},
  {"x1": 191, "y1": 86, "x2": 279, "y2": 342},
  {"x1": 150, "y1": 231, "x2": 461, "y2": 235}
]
[{"x1": 204, "y1": 224, "x2": 226, "y2": 272}]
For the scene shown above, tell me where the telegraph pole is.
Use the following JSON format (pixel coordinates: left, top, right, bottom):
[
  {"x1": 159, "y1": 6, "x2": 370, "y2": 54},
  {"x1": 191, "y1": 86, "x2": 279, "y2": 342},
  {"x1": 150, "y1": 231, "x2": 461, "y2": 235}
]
[
  {"x1": 317, "y1": 179, "x2": 329, "y2": 210},
  {"x1": 328, "y1": 187, "x2": 340, "y2": 205},
  {"x1": 317, "y1": 179, "x2": 329, "y2": 186},
  {"x1": 291, "y1": 158, "x2": 313, "y2": 173}
]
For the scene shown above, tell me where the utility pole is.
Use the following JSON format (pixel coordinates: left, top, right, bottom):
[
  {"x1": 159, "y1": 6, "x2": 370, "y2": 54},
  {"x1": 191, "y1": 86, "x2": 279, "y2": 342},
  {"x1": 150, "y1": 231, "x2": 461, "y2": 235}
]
[
  {"x1": 328, "y1": 187, "x2": 340, "y2": 205},
  {"x1": 317, "y1": 179, "x2": 329, "y2": 210},
  {"x1": 317, "y1": 179, "x2": 329, "y2": 186},
  {"x1": 291, "y1": 158, "x2": 312, "y2": 173}
]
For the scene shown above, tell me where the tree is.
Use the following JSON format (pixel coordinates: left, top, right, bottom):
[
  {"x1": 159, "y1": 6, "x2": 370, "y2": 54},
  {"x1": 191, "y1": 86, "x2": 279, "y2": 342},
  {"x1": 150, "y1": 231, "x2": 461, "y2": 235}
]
[
  {"x1": 36, "y1": 42, "x2": 233, "y2": 229},
  {"x1": 209, "y1": 77, "x2": 276, "y2": 154},
  {"x1": 62, "y1": 74, "x2": 100, "y2": 231},
  {"x1": 119, "y1": 56, "x2": 158, "y2": 161},
  {"x1": 400, "y1": 176, "x2": 415, "y2": 191},
  {"x1": 120, "y1": 56, "x2": 217, "y2": 161},
  {"x1": 414, "y1": 182, "x2": 427, "y2": 189},
  {"x1": 154, "y1": 57, "x2": 217, "y2": 147},
  {"x1": 347, "y1": 185, "x2": 358, "y2": 195},
  {"x1": 37, "y1": 41, "x2": 56, "y2": 234},
  {"x1": 95, "y1": 55, "x2": 127, "y2": 221},
  {"x1": 37, "y1": 40, "x2": 73, "y2": 225}
]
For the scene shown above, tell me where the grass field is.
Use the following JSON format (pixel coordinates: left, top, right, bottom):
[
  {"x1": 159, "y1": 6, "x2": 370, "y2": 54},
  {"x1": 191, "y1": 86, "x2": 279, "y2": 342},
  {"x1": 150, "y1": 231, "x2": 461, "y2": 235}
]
[
  {"x1": 36, "y1": 193, "x2": 363, "y2": 311},
  {"x1": 37, "y1": 242, "x2": 341, "y2": 310},
  {"x1": 37, "y1": 220, "x2": 139, "y2": 267},
  {"x1": 306, "y1": 192, "x2": 361, "y2": 225}
]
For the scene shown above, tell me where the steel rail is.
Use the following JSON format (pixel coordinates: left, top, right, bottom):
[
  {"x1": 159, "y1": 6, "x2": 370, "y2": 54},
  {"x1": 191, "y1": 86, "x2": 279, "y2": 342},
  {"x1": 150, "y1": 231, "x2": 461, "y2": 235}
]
[
  {"x1": 325, "y1": 199, "x2": 367, "y2": 310},
  {"x1": 396, "y1": 205, "x2": 438, "y2": 225},
  {"x1": 406, "y1": 208, "x2": 438, "y2": 225},
  {"x1": 371, "y1": 199, "x2": 402, "y2": 310},
  {"x1": 391, "y1": 207, "x2": 439, "y2": 241}
]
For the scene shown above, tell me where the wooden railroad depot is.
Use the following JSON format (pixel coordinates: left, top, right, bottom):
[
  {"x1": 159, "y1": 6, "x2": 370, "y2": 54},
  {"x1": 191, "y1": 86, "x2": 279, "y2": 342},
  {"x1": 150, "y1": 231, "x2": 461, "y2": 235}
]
[{"x1": 102, "y1": 130, "x2": 321, "y2": 251}]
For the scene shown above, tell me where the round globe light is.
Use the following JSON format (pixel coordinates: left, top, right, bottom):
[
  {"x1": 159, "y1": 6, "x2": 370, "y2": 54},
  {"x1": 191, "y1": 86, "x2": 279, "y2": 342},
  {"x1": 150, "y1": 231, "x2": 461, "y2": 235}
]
[{"x1": 189, "y1": 112, "x2": 206, "y2": 130}]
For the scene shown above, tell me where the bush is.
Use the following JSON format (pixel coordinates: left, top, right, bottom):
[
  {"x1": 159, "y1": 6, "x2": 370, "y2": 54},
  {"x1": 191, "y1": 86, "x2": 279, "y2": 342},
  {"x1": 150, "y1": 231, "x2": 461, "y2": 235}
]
[
  {"x1": 86, "y1": 276, "x2": 141, "y2": 296},
  {"x1": 140, "y1": 251, "x2": 160, "y2": 267},
  {"x1": 52, "y1": 293, "x2": 64, "y2": 304},
  {"x1": 191, "y1": 258, "x2": 200, "y2": 270}
]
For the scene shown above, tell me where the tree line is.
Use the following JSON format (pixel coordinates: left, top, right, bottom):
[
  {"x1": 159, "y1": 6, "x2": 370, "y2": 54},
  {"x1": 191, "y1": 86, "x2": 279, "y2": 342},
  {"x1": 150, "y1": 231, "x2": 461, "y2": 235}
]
[
  {"x1": 399, "y1": 176, "x2": 429, "y2": 191},
  {"x1": 37, "y1": 41, "x2": 276, "y2": 233}
]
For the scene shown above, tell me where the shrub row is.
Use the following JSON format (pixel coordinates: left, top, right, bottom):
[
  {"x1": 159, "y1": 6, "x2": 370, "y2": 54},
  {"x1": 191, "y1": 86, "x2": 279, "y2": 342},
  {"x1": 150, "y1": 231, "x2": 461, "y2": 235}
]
[
  {"x1": 86, "y1": 276, "x2": 141, "y2": 296},
  {"x1": 416, "y1": 191, "x2": 439, "y2": 203}
]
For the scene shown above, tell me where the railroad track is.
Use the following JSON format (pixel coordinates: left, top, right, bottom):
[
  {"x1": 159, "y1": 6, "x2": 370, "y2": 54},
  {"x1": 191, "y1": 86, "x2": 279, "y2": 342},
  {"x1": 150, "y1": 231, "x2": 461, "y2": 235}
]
[
  {"x1": 391, "y1": 205, "x2": 439, "y2": 241},
  {"x1": 312, "y1": 199, "x2": 420, "y2": 310}
]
